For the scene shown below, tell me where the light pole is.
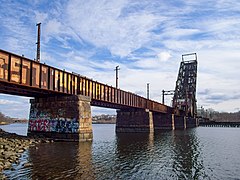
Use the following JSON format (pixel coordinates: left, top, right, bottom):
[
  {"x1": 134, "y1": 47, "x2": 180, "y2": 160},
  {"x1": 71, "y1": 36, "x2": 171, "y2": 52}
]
[{"x1": 115, "y1": 65, "x2": 120, "y2": 88}]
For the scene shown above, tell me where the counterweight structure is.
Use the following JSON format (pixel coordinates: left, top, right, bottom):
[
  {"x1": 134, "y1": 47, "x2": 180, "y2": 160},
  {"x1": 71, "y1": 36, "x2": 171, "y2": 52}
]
[{"x1": 173, "y1": 53, "x2": 197, "y2": 117}]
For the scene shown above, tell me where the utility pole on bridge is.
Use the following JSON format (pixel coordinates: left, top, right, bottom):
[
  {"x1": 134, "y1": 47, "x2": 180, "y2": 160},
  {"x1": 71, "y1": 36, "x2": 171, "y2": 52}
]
[
  {"x1": 115, "y1": 65, "x2": 120, "y2": 88},
  {"x1": 147, "y1": 83, "x2": 150, "y2": 99},
  {"x1": 162, "y1": 90, "x2": 174, "y2": 105},
  {"x1": 36, "y1": 22, "x2": 41, "y2": 62}
]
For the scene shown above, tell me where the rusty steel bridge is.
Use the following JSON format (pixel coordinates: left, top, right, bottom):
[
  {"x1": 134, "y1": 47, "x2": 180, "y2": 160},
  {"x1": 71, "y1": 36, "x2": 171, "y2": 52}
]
[
  {"x1": 0, "y1": 49, "x2": 170, "y2": 113},
  {"x1": 0, "y1": 48, "x2": 198, "y2": 141}
]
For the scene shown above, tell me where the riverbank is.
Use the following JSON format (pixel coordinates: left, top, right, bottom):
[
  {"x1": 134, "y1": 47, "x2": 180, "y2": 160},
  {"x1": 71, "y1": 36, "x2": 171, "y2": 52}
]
[
  {"x1": 0, "y1": 128, "x2": 52, "y2": 179},
  {"x1": 0, "y1": 120, "x2": 28, "y2": 126}
]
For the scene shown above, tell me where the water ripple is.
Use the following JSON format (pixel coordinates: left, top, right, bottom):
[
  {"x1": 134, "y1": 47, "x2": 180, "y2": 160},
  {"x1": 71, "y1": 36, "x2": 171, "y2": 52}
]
[{"x1": 3, "y1": 124, "x2": 240, "y2": 179}]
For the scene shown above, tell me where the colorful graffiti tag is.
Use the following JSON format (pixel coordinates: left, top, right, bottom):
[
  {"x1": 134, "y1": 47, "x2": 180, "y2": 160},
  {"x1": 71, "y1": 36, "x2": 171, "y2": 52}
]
[
  {"x1": 28, "y1": 119, "x2": 51, "y2": 132},
  {"x1": 29, "y1": 108, "x2": 51, "y2": 120},
  {"x1": 28, "y1": 119, "x2": 79, "y2": 133},
  {"x1": 28, "y1": 108, "x2": 79, "y2": 133}
]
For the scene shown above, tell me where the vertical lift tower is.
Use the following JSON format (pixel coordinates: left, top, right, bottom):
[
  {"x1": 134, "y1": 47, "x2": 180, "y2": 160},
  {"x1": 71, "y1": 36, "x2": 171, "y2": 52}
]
[{"x1": 173, "y1": 53, "x2": 198, "y2": 118}]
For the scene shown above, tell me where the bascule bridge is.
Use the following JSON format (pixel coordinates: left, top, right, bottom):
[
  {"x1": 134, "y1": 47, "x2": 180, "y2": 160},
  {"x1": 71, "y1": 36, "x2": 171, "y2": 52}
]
[{"x1": 0, "y1": 49, "x2": 198, "y2": 141}]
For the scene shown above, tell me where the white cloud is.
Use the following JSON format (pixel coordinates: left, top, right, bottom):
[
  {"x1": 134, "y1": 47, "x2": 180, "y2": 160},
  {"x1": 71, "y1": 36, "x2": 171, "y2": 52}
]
[
  {"x1": 65, "y1": 0, "x2": 160, "y2": 57},
  {"x1": 0, "y1": 95, "x2": 30, "y2": 118},
  {"x1": 35, "y1": 12, "x2": 48, "y2": 23},
  {"x1": 0, "y1": 99, "x2": 20, "y2": 105},
  {"x1": 1, "y1": 0, "x2": 240, "y2": 117},
  {"x1": 44, "y1": 19, "x2": 62, "y2": 41},
  {"x1": 157, "y1": 51, "x2": 172, "y2": 62}
]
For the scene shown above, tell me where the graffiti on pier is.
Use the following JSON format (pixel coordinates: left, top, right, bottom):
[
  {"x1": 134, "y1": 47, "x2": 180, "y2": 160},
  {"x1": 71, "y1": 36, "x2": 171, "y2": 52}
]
[
  {"x1": 28, "y1": 108, "x2": 79, "y2": 133},
  {"x1": 28, "y1": 119, "x2": 79, "y2": 133},
  {"x1": 29, "y1": 119, "x2": 51, "y2": 132},
  {"x1": 54, "y1": 118, "x2": 79, "y2": 133},
  {"x1": 29, "y1": 108, "x2": 51, "y2": 120}
]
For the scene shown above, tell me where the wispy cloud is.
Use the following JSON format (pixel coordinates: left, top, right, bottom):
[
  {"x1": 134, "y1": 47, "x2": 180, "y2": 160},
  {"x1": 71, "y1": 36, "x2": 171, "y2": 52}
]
[
  {"x1": 0, "y1": 0, "x2": 240, "y2": 117},
  {"x1": 0, "y1": 95, "x2": 30, "y2": 118},
  {"x1": 0, "y1": 99, "x2": 20, "y2": 105}
]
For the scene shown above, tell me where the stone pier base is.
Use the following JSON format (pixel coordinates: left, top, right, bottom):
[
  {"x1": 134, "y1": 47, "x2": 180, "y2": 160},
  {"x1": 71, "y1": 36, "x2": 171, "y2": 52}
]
[
  {"x1": 174, "y1": 115, "x2": 186, "y2": 129},
  {"x1": 116, "y1": 109, "x2": 198, "y2": 132},
  {"x1": 27, "y1": 95, "x2": 92, "y2": 141},
  {"x1": 116, "y1": 109, "x2": 153, "y2": 133},
  {"x1": 186, "y1": 117, "x2": 199, "y2": 128},
  {"x1": 153, "y1": 112, "x2": 174, "y2": 130},
  {"x1": 174, "y1": 115, "x2": 199, "y2": 129}
]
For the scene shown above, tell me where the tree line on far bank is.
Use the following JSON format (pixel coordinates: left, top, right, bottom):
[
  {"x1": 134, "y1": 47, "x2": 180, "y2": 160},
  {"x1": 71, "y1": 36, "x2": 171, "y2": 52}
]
[
  {"x1": 0, "y1": 112, "x2": 27, "y2": 124},
  {"x1": 0, "y1": 112, "x2": 13, "y2": 123},
  {"x1": 198, "y1": 108, "x2": 240, "y2": 122}
]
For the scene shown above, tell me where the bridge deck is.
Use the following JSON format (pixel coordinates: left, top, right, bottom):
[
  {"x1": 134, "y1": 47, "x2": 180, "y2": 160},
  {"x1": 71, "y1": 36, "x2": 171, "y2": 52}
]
[{"x1": 0, "y1": 49, "x2": 171, "y2": 113}]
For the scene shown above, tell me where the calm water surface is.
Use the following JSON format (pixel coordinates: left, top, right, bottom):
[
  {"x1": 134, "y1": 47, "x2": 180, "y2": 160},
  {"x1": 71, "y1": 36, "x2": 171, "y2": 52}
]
[{"x1": 1, "y1": 124, "x2": 240, "y2": 179}]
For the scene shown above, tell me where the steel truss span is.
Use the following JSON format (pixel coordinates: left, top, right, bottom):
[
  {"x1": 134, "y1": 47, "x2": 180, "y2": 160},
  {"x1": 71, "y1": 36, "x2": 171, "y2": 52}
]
[{"x1": 0, "y1": 49, "x2": 169, "y2": 113}]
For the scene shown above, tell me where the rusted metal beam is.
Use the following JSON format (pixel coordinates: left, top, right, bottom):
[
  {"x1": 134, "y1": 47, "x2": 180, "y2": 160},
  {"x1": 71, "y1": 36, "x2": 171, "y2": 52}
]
[{"x1": 0, "y1": 49, "x2": 170, "y2": 113}]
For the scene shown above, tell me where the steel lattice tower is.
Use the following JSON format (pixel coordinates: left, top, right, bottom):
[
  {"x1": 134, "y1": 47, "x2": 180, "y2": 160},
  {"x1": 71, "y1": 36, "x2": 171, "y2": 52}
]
[{"x1": 173, "y1": 53, "x2": 198, "y2": 117}]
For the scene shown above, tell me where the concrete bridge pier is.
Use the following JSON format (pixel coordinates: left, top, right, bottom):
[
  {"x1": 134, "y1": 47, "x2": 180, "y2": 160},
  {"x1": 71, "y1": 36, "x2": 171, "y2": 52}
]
[
  {"x1": 116, "y1": 109, "x2": 198, "y2": 132},
  {"x1": 186, "y1": 117, "x2": 199, "y2": 128},
  {"x1": 153, "y1": 112, "x2": 175, "y2": 130},
  {"x1": 174, "y1": 115, "x2": 186, "y2": 129},
  {"x1": 27, "y1": 95, "x2": 93, "y2": 141},
  {"x1": 116, "y1": 109, "x2": 154, "y2": 133},
  {"x1": 173, "y1": 115, "x2": 198, "y2": 129}
]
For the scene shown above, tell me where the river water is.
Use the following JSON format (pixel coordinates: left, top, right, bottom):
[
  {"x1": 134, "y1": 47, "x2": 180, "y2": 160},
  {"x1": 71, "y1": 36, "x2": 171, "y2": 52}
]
[{"x1": 1, "y1": 124, "x2": 240, "y2": 179}]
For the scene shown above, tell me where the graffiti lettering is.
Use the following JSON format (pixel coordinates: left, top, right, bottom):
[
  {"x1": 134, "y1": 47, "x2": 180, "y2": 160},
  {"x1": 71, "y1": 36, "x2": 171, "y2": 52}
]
[
  {"x1": 29, "y1": 108, "x2": 51, "y2": 120},
  {"x1": 28, "y1": 119, "x2": 79, "y2": 133},
  {"x1": 29, "y1": 119, "x2": 50, "y2": 132},
  {"x1": 28, "y1": 107, "x2": 79, "y2": 133}
]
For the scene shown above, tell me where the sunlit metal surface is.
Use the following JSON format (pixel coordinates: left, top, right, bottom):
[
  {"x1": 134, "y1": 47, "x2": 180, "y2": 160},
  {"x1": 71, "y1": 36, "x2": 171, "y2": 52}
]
[{"x1": 0, "y1": 49, "x2": 169, "y2": 113}]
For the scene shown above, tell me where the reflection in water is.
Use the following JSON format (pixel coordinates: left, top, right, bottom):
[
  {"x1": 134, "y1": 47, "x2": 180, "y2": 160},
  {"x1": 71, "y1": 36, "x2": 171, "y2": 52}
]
[
  {"x1": 148, "y1": 132, "x2": 154, "y2": 148},
  {"x1": 30, "y1": 143, "x2": 75, "y2": 179},
  {"x1": 170, "y1": 129, "x2": 207, "y2": 179},
  {"x1": 3, "y1": 124, "x2": 240, "y2": 179},
  {"x1": 75, "y1": 142, "x2": 94, "y2": 180},
  {"x1": 4, "y1": 142, "x2": 94, "y2": 179},
  {"x1": 28, "y1": 142, "x2": 94, "y2": 179},
  {"x1": 114, "y1": 129, "x2": 206, "y2": 179},
  {"x1": 115, "y1": 133, "x2": 153, "y2": 179}
]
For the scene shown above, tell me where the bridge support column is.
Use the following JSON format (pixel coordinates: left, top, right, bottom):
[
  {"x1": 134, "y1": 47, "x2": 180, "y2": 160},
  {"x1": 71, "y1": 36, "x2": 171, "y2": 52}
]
[
  {"x1": 27, "y1": 95, "x2": 93, "y2": 141},
  {"x1": 186, "y1": 117, "x2": 198, "y2": 128},
  {"x1": 153, "y1": 112, "x2": 175, "y2": 130},
  {"x1": 116, "y1": 109, "x2": 153, "y2": 133},
  {"x1": 174, "y1": 115, "x2": 185, "y2": 129}
]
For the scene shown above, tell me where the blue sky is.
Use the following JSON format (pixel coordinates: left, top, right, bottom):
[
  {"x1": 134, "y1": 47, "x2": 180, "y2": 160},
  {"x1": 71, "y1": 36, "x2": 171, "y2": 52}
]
[{"x1": 0, "y1": 0, "x2": 240, "y2": 118}]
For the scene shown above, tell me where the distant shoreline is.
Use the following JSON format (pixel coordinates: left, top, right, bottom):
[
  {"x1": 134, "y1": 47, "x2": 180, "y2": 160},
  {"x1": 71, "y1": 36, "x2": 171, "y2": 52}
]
[{"x1": 0, "y1": 120, "x2": 28, "y2": 126}]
